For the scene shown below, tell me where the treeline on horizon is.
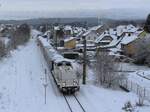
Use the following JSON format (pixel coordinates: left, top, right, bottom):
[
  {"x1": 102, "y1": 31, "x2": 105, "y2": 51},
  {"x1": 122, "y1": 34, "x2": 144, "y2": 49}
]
[{"x1": 0, "y1": 17, "x2": 146, "y2": 28}]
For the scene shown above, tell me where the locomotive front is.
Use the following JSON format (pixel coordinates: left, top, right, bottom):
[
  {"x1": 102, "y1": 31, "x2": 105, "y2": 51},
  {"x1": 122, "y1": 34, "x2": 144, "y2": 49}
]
[{"x1": 53, "y1": 61, "x2": 80, "y2": 94}]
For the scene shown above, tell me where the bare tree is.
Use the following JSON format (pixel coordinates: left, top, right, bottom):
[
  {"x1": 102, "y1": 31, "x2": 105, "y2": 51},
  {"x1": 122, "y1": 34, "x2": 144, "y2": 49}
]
[
  {"x1": 0, "y1": 40, "x2": 7, "y2": 58},
  {"x1": 95, "y1": 51, "x2": 124, "y2": 87}
]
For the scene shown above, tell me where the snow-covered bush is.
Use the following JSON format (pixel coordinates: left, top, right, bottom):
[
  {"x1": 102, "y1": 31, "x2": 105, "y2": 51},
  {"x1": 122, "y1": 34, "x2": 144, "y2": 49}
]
[{"x1": 122, "y1": 101, "x2": 135, "y2": 112}]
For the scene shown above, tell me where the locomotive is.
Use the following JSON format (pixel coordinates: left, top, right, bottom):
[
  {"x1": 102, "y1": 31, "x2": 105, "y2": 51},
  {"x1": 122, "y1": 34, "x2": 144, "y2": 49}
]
[{"x1": 37, "y1": 36, "x2": 80, "y2": 93}]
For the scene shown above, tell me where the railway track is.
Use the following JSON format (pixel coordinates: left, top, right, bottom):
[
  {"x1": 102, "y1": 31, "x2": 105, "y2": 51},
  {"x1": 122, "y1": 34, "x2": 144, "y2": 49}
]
[
  {"x1": 47, "y1": 67, "x2": 86, "y2": 112},
  {"x1": 63, "y1": 94, "x2": 86, "y2": 112}
]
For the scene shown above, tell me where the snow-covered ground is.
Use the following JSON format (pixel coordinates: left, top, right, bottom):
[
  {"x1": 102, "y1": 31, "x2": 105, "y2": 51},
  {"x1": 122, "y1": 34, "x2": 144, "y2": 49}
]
[
  {"x1": 0, "y1": 38, "x2": 70, "y2": 112},
  {"x1": 0, "y1": 31, "x2": 149, "y2": 112},
  {"x1": 120, "y1": 63, "x2": 150, "y2": 90},
  {"x1": 120, "y1": 62, "x2": 150, "y2": 72}
]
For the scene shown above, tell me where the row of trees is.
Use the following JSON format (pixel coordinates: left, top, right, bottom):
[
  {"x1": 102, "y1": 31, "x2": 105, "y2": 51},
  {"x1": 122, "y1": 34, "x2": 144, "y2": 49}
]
[
  {"x1": 12, "y1": 24, "x2": 30, "y2": 49},
  {"x1": 0, "y1": 40, "x2": 7, "y2": 58},
  {"x1": 0, "y1": 24, "x2": 30, "y2": 58}
]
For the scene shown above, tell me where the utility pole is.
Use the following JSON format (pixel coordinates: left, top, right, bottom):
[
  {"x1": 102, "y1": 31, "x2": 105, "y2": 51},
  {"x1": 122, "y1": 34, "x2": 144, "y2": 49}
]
[
  {"x1": 82, "y1": 36, "x2": 87, "y2": 84},
  {"x1": 97, "y1": 16, "x2": 99, "y2": 25},
  {"x1": 56, "y1": 32, "x2": 58, "y2": 50}
]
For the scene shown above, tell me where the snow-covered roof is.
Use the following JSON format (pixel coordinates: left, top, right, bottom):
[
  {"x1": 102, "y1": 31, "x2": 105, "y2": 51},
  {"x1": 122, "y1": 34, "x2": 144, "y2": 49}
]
[
  {"x1": 38, "y1": 36, "x2": 50, "y2": 47},
  {"x1": 76, "y1": 31, "x2": 84, "y2": 37},
  {"x1": 64, "y1": 25, "x2": 72, "y2": 31},
  {"x1": 76, "y1": 44, "x2": 95, "y2": 48},
  {"x1": 101, "y1": 36, "x2": 122, "y2": 48},
  {"x1": 83, "y1": 30, "x2": 92, "y2": 37},
  {"x1": 90, "y1": 25, "x2": 103, "y2": 31},
  {"x1": 38, "y1": 36, "x2": 72, "y2": 63},
  {"x1": 106, "y1": 37, "x2": 122, "y2": 47},
  {"x1": 83, "y1": 25, "x2": 103, "y2": 36},
  {"x1": 120, "y1": 35, "x2": 138, "y2": 45},
  {"x1": 95, "y1": 33, "x2": 104, "y2": 43},
  {"x1": 125, "y1": 24, "x2": 138, "y2": 33},
  {"x1": 64, "y1": 37, "x2": 76, "y2": 42},
  {"x1": 95, "y1": 32, "x2": 116, "y2": 43},
  {"x1": 44, "y1": 30, "x2": 51, "y2": 36},
  {"x1": 100, "y1": 40, "x2": 112, "y2": 43},
  {"x1": 116, "y1": 24, "x2": 138, "y2": 36},
  {"x1": 109, "y1": 28, "x2": 117, "y2": 35},
  {"x1": 116, "y1": 25, "x2": 126, "y2": 37},
  {"x1": 54, "y1": 26, "x2": 60, "y2": 30}
]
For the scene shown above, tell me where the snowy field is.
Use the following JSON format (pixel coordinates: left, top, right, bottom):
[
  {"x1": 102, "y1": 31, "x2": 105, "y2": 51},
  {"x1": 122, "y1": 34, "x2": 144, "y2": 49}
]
[
  {"x1": 120, "y1": 63, "x2": 150, "y2": 90},
  {"x1": 0, "y1": 31, "x2": 149, "y2": 112}
]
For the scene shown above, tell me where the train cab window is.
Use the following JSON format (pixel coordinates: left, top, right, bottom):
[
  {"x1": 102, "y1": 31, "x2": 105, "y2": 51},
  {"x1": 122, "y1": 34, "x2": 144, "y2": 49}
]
[
  {"x1": 65, "y1": 63, "x2": 71, "y2": 66},
  {"x1": 57, "y1": 63, "x2": 63, "y2": 66}
]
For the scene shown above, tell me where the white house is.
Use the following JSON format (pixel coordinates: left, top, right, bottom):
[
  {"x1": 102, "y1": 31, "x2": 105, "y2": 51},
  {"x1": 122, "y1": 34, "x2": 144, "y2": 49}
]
[{"x1": 82, "y1": 25, "x2": 104, "y2": 43}]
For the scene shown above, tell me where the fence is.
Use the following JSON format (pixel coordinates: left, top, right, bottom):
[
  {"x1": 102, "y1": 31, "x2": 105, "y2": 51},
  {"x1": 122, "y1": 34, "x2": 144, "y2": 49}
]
[{"x1": 119, "y1": 79, "x2": 150, "y2": 102}]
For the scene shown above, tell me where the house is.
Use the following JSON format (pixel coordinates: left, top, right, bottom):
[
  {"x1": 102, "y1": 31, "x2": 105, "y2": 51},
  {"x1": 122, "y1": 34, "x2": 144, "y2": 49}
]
[
  {"x1": 95, "y1": 30, "x2": 122, "y2": 48},
  {"x1": 73, "y1": 27, "x2": 86, "y2": 38},
  {"x1": 120, "y1": 30, "x2": 145, "y2": 57},
  {"x1": 82, "y1": 25, "x2": 104, "y2": 43},
  {"x1": 83, "y1": 31, "x2": 98, "y2": 43},
  {"x1": 95, "y1": 24, "x2": 146, "y2": 58},
  {"x1": 64, "y1": 37, "x2": 76, "y2": 49},
  {"x1": 95, "y1": 31, "x2": 113, "y2": 46},
  {"x1": 64, "y1": 25, "x2": 73, "y2": 37},
  {"x1": 53, "y1": 26, "x2": 65, "y2": 47}
]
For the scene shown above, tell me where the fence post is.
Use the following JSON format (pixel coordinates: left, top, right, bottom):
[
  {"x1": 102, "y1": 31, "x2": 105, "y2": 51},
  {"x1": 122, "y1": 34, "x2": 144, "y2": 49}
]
[
  {"x1": 130, "y1": 81, "x2": 132, "y2": 91},
  {"x1": 126, "y1": 79, "x2": 128, "y2": 89},
  {"x1": 144, "y1": 88, "x2": 146, "y2": 98},
  {"x1": 120, "y1": 79, "x2": 122, "y2": 86},
  {"x1": 137, "y1": 84, "x2": 139, "y2": 96}
]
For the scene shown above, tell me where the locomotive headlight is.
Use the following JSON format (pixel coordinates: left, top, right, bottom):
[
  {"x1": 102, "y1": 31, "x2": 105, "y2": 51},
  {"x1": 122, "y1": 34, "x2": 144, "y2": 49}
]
[
  {"x1": 73, "y1": 82, "x2": 76, "y2": 86},
  {"x1": 73, "y1": 80, "x2": 77, "y2": 85},
  {"x1": 62, "y1": 82, "x2": 66, "y2": 87}
]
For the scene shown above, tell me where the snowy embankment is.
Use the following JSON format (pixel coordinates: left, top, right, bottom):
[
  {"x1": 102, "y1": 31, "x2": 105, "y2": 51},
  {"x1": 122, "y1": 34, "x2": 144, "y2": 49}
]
[
  {"x1": 0, "y1": 30, "x2": 149, "y2": 112},
  {"x1": 0, "y1": 35, "x2": 69, "y2": 112}
]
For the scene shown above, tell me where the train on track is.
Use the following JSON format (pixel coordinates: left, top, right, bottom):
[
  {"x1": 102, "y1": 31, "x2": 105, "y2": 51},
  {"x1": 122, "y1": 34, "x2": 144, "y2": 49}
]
[{"x1": 37, "y1": 36, "x2": 80, "y2": 94}]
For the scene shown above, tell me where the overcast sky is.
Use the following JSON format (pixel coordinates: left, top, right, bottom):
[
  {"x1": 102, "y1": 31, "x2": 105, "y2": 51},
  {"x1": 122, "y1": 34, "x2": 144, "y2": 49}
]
[
  {"x1": 0, "y1": 0, "x2": 150, "y2": 19},
  {"x1": 0, "y1": 0, "x2": 150, "y2": 11}
]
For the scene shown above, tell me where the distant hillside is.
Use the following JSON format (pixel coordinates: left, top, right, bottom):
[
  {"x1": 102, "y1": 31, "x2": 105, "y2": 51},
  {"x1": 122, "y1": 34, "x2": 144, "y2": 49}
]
[
  {"x1": 0, "y1": 17, "x2": 145, "y2": 28},
  {"x1": 0, "y1": 18, "x2": 98, "y2": 26}
]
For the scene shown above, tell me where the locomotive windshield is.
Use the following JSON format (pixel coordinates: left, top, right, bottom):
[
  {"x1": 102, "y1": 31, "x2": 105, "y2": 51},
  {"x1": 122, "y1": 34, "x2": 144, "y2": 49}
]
[
  {"x1": 57, "y1": 61, "x2": 72, "y2": 66},
  {"x1": 57, "y1": 63, "x2": 63, "y2": 66},
  {"x1": 65, "y1": 62, "x2": 71, "y2": 66}
]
